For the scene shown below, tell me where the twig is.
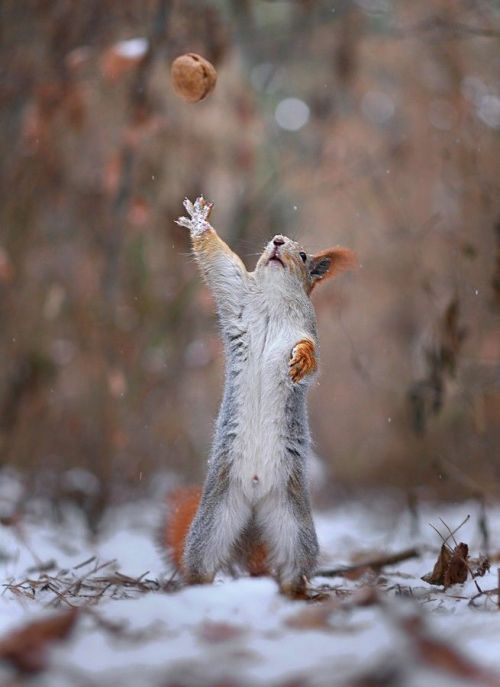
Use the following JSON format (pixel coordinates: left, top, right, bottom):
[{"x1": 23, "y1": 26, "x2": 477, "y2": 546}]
[
  {"x1": 428, "y1": 514, "x2": 470, "y2": 548},
  {"x1": 479, "y1": 497, "x2": 490, "y2": 555},
  {"x1": 45, "y1": 559, "x2": 116, "y2": 608},
  {"x1": 468, "y1": 584, "x2": 500, "y2": 609},
  {"x1": 315, "y1": 547, "x2": 420, "y2": 578},
  {"x1": 91, "y1": 582, "x2": 114, "y2": 604},
  {"x1": 73, "y1": 556, "x2": 97, "y2": 570},
  {"x1": 45, "y1": 582, "x2": 78, "y2": 608},
  {"x1": 115, "y1": 570, "x2": 150, "y2": 586}
]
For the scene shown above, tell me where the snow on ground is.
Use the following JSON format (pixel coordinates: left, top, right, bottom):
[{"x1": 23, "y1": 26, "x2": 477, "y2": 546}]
[{"x1": 1, "y1": 490, "x2": 500, "y2": 687}]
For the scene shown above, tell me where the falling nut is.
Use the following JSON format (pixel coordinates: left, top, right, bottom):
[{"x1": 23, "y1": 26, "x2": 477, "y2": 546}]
[{"x1": 171, "y1": 53, "x2": 217, "y2": 103}]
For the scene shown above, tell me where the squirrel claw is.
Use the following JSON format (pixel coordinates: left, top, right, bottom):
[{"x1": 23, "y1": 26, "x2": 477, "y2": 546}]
[
  {"x1": 183, "y1": 197, "x2": 195, "y2": 215},
  {"x1": 175, "y1": 216, "x2": 192, "y2": 229}
]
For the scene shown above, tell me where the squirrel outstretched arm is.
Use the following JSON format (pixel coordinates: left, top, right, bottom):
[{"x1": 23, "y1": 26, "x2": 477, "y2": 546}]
[
  {"x1": 176, "y1": 197, "x2": 248, "y2": 329},
  {"x1": 169, "y1": 196, "x2": 356, "y2": 598}
]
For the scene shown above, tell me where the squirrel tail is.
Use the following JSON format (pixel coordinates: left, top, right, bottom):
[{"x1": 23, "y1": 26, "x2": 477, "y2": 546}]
[
  {"x1": 161, "y1": 486, "x2": 269, "y2": 576},
  {"x1": 161, "y1": 486, "x2": 202, "y2": 572}
]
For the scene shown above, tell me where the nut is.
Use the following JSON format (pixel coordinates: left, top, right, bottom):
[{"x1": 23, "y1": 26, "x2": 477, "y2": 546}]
[{"x1": 171, "y1": 53, "x2": 217, "y2": 103}]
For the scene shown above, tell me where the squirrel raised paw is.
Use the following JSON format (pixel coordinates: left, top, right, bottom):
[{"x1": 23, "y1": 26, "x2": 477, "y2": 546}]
[
  {"x1": 175, "y1": 196, "x2": 214, "y2": 236},
  {"x1": 162, "y1": 196, "x2": 357, "y2": 598}
]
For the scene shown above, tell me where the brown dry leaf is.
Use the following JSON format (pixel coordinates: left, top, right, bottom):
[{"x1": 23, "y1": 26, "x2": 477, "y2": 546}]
[
  {"x1": 197, "y1": 621, "x2": 246, "y2": 644},
  {"x1": 443, "y1": 542, "x2": 469, "y2": 588},
  {"x1": 422, "y1": 543, "x2": 452, "y2": 586},
  {"x1": 0, "y1": 608, "x2": 79, "y2": 674},
  {"x1": 470, "y1": 554, "x2": 491, "y2": 577},
  {"x1": 285, "y1": 602, "x2": 336, "y2": 630},
  {"x1": 422, "y1": 542, "x2": 469, "y2": 588},
  {"x1": 0, "y1": 512, "x2": 22, "y2": 527},
  {"x1": 400, "y1": 612, "x2": 500, "y2": 687}
]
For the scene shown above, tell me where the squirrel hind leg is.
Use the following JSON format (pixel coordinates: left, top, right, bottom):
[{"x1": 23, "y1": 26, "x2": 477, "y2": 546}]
[
  {"x1": 183, "y1": 487, "x2": 253, "y2": 584},
  {"x1": 278, "y1": 576, "x2": 308, "y2": 599},
  {"x1": 254, "y1": 493, "x2": 319, "y2": 597},
  {"x1": 279, "y1": 577, "x2": 328, "y2": 601}
]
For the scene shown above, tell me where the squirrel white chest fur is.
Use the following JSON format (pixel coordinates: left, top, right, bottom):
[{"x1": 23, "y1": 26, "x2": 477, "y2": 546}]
[{"x1": 223, "y1": 278, "x2": 316, "y2": 501}]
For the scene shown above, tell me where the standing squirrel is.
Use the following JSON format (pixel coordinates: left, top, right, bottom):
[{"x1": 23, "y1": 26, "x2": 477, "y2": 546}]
[{"x1": 162, "y1": 196, "x2": 356, "y2": 597}]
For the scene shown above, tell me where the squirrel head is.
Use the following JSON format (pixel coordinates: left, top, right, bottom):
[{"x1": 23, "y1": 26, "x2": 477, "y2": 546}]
[{"x1": 254, "y1": 235, "x2": 357, "y2": 295}]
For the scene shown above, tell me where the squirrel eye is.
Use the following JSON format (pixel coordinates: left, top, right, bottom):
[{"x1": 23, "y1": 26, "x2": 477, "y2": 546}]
[{"x1": 299, "y1": 251, "x2": 307, "y2": 263}]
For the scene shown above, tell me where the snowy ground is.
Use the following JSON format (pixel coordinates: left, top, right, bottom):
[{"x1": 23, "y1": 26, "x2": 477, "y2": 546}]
[{"x1": 1, "y1": 489, "x2": 500, "y2": 687}]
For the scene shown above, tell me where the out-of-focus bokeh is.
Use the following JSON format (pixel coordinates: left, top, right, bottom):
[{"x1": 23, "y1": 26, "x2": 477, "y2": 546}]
[{"x1": 1, "y1": 0, "x2": 499, "y2": 525}]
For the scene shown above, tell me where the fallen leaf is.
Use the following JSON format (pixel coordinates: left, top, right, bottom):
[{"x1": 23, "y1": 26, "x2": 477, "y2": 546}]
[
  {"x1": 422, "y1": 544, "x2": 452, "y2": 586},
  {"x1": 470, "y1": 554, "x2": 490, "y2": 578},
  {"x1": 422, "y1": 542, "x2": 469, "y2": 588},
  {"x1": 197, "y1": 621, "x2": 245, "y2": 644},
  {"x1": 285, "y1": 602, "x2": 336, "y2": 630},
  {"x1": 399, "y1": 612, "x2": 500, "y2": 687},
  {"x1": 0, "y1": 608, "x2": 79, "y2": 674},
  {"x1": 444, "y1": 542, "x2": 468, "y2": 588}
]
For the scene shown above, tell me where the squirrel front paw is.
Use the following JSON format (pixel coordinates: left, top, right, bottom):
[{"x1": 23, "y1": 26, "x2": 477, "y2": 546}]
[
  {"x1": 176, "y1": 196, "x2": 214, "y2": 237},
  {"x1": 289, "y1": 339, "x2": 317, "y2": 383}
]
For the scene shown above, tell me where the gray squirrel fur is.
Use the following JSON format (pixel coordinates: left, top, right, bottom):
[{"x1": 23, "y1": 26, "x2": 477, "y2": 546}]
[{"x1": 175, "y1": 197, "x2": 355, "y2": 596}]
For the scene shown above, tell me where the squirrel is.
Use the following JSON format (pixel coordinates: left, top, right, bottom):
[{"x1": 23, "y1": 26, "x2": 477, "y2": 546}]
[{"x1": 162, "y1": 196, "x2": 356, "y2": 597}]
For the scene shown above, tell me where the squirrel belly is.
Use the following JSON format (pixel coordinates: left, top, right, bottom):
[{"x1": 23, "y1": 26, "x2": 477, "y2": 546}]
[{"x1": 219, "y1": 298, "x2": 316, "y2": 501}]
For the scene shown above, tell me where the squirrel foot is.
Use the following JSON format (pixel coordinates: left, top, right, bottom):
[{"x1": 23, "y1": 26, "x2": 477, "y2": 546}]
[
  {"x1": 289, "y1": 339, "x2": 317, "y2": 383},
  {"x1": 176, "y1": 196, "x2": 214, "y2": 236},
  {"x1": 184, "y1": 571, "x2": 214, "y2": 586},
  {"x1": 280, "y1": 577, "x2": 329, "y2": 601}
]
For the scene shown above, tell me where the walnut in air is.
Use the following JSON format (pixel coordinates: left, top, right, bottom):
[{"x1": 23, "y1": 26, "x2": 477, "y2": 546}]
[{"x1": 171, "y1": 53, "x2": 217, "y2": 103}]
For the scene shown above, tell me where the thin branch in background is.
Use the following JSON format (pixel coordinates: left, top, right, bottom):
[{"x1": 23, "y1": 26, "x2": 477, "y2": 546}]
[
  {"x1": 315, "y1": 547, "x2": 421, "y2": 578},
  {"x1": 102, "y1": 0, "x2": 171, "y2": 303},
  {"x1": 72, "y1": 556, "x2": 97, "y2": 571},
  {"x1": 407, "y1": 490, "x2": 420, "y2": 537},
  {"x1": 408, "y1": 297, "x2": 467, "y2": 436},
  {"x1": 479, "y1": 497, "x2": 491, "y2": 555}
]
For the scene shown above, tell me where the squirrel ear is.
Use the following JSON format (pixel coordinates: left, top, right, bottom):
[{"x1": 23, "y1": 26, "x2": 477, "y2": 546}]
[{"x1": 309, "y1": 247, "x2": 357, "y2": 291}]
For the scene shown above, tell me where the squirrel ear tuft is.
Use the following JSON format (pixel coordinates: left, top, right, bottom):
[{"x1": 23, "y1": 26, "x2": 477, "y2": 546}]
[{"x1": 309, "y1": 247, "x2": 357, "y2": 290}]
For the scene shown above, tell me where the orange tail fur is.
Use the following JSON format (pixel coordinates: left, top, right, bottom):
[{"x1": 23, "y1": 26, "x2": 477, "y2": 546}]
[
  {"x1": 162, "y1": 486, "x2": 202, "y2": 571},
  {"x1": 162, "y1": 486, "x2": 269, "y2": 576}
]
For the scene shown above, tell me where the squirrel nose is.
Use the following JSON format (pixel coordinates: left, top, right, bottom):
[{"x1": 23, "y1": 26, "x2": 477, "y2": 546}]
[{"x1": 273, "y1": 236, "x2": 285, "y2": 247}]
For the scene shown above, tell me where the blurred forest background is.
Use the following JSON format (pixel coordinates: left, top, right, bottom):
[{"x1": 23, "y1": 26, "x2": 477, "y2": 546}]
[{"x1": 1, "y1": 0, "x2": 499, "y2": 527}]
